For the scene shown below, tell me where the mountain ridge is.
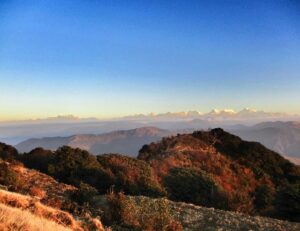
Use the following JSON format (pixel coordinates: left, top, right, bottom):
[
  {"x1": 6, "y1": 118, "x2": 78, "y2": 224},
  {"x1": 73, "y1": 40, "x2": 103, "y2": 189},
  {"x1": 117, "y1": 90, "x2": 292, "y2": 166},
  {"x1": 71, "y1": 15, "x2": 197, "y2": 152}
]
[
  {"x1": 16, "y1": 127, "x2": 171, "y2": 155},
  {"x1": 2, "y1": 108, "x2": 298, "y2": 124},
  {"x1": 14, "y1": 122, "x2": 300, "y2": 164},
  {"x1": 231, "y1": 121, "x2": 300, "y2": 164},
  {"x1": 122, "y1": 108, "x2": 293, "y2": 121}
]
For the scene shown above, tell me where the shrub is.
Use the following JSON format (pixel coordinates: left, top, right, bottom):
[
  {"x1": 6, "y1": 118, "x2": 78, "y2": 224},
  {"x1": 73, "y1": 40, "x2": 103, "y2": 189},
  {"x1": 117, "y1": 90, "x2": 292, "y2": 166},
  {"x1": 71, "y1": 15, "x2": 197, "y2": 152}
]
[
  {"x1": 29, "y1": 187, "x2": 46, "y2": 199},
  {"x1": 275, "y1": 183, "x2": 300, "y2": 222},
  {"x1": 0, "y1": 162, "x2": 22, "y2": 191},
  {"x1": 163, "y1": 167, "x2": 229, "y2": 209},
  {"x1": 45, "y1": 198, "x2": 63, "y2": 210},
  {"x1": 105, "y1": 192, "x2": 182, "y2": 231},
  {"x1": 97, "y1": 154, "x2": 165, "y2": 197},
  {"x1": 72, "y1": 182, "x2": 98, "y2": 205},
  {"x1": 48, "y1": 146, "x2": 101, "y2": 184},
  {"x1": 0, "y1": 143, "x2": 19, "y2": 161},
  {"x1": 254, "y1": 184, "x2": 275, "y2": 212},
  {"x1": 21, "y1": 148, "x2": 54, "y2": 173},
  {"x1": 105, "y1": 192, "x2": 138, "y2": 229},
  {"x1": 21, "y1": 146, "x2": 164, "y2": 198}
]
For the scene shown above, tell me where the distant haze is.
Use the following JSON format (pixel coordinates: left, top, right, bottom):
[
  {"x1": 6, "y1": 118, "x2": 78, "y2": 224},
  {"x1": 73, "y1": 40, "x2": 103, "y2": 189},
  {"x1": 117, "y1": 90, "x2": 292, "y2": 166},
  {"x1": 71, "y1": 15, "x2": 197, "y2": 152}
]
[
  {"x1": 15, "y1": 127, "x2": 172, "y2": 156},
  {"x1": 12, "y1": 121, "x2": 300, "y2": 165},
  {"x1": 1, "y1": 108, "x2": 299, "y2": 145},
  {"x1": 1, "y1": 108, "x2": 300, "y2": 164}
]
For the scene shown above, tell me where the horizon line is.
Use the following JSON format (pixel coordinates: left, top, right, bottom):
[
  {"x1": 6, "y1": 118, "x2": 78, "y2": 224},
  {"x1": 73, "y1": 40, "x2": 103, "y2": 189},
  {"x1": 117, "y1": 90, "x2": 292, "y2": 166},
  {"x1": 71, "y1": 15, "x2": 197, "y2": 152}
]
[{"x1": 0, "y1": 108, "x2": 299, "y2": 123}]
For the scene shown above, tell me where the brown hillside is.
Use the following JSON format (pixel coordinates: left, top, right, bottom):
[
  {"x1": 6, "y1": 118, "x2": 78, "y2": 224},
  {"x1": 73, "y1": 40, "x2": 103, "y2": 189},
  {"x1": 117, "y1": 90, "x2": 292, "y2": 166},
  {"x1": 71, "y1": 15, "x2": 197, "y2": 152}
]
[
  {"x1": 138, "y1": 129, "x2": 300, "y2": 215},
  {"x1": 0, "y1": 160, "x2": 107, "y2": 231}
]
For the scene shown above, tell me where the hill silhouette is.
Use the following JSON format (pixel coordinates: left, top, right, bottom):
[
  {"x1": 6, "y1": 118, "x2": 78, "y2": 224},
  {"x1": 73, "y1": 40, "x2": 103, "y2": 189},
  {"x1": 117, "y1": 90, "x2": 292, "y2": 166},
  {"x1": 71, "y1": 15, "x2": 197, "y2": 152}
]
[{"x1": 16, "y1": 127, "x2": 171, "y2": 156}]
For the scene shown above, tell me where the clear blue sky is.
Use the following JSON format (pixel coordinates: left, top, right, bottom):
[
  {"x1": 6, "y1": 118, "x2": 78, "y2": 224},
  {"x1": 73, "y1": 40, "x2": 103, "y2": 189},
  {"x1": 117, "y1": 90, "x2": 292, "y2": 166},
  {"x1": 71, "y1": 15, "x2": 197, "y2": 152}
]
[{"x1": 0, "y1": 0, "x2": 299, "y2": 120}]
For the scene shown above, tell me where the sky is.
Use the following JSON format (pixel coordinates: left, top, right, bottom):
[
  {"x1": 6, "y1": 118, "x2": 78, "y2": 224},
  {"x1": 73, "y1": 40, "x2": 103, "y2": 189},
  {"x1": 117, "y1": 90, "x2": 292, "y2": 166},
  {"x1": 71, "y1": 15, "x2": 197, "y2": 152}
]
[{"x1": 0, "y1": 0, "x2": 300, "y2": 121}]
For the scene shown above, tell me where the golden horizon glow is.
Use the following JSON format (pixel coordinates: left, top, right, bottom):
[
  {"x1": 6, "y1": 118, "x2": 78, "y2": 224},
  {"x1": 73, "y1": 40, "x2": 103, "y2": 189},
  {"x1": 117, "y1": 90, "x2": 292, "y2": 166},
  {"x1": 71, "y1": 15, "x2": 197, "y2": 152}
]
[{"x1": 0, "y1": 107, "x2": 299, "y2": 123}]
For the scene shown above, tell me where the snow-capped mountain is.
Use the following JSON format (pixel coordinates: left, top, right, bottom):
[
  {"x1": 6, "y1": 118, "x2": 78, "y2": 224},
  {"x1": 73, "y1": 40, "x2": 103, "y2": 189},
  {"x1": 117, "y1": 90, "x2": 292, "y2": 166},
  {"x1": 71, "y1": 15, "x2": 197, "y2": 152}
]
[{"x1": 122, "y1": 108, "x2": 293, "y2": 121}]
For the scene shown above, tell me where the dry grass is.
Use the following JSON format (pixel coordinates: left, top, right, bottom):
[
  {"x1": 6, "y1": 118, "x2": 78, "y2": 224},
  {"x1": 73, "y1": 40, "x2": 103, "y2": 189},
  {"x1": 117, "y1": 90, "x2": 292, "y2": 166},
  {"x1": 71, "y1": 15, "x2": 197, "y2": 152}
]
[
  {"x1": 0, "y1": 202, "x2": 71, "y2": 231},
  {"x1": 0, "y1": 161, "x2": 108, "y2": 231},
  {"x1": 10, "y1": 163, "x2": 77, "y2": 203},
  {"x1": 0, "y1": 189, "x2": 84, "y2": 230},
  {"x1": 29, "y1": 186, "x2": 46, "y2": 199}
]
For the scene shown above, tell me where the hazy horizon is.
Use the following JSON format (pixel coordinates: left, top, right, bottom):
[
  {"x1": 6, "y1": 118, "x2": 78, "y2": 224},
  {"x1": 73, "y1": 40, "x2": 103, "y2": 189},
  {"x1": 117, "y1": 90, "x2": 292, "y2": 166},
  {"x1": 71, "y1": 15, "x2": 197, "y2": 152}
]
[{"x1": 0, "y1": 107, "x2": 299, "y2": 123}]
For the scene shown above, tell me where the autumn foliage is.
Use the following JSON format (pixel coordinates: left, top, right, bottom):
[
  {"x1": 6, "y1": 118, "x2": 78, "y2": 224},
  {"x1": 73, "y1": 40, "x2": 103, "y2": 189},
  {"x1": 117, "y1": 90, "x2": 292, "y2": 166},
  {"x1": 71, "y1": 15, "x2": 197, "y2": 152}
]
[{"x1": 1, "y1": 129, "x2": 299, "y2": 222}]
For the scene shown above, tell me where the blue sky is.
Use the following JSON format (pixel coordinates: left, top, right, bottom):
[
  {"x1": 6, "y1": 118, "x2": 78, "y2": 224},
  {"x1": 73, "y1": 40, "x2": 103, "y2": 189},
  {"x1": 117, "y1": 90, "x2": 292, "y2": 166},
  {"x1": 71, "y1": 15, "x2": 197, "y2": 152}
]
[{"x1": 0, "y1": 0, "x2": 300, "y2": 120}]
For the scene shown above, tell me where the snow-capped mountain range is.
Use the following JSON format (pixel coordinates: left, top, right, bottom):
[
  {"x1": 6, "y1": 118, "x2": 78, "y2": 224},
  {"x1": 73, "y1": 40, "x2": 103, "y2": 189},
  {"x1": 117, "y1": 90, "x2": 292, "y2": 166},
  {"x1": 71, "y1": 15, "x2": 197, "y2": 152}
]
[{"x1": 122, "y1": 108, "x2": 294, "y2": 121}]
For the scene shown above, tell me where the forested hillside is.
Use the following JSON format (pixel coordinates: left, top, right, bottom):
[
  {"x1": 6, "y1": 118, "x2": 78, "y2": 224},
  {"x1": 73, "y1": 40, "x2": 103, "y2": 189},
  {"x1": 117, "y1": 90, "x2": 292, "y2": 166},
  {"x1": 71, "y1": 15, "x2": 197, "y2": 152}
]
[{"x1": 1, "y1": 129, "x2": 300, "y2": 230}]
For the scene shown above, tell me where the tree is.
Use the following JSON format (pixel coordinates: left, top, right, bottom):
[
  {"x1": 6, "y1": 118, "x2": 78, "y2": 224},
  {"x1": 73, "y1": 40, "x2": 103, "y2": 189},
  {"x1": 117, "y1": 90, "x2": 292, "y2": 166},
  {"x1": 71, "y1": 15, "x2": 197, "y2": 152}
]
[
  {"x1": 97, "y1": 154, "x2": 165, "y2": 197},
  {"x1": 275, "y1": 183, "x2": 300, "y2": 222},
  {"x1": 0, "y1": 162, "x2": 21, "y2": 190},
  {"x1": 254, "y1": 184, "x2": 275, "y2": 212},
  {"x1": 0, "y1": 143, "x2": 19, "y2": 161},
  {"x1": 47, "y1": 146, "x2": 102, "y2": 185},
  {"x1": 72, "y1": 182, "x2": 98, "y2": 205},
  {"x1": 21, "y1": 148, "x2": 54, "y2": 173},
  {"x1": 163, "y1": 167, "x2": 228, "y2": 209}
]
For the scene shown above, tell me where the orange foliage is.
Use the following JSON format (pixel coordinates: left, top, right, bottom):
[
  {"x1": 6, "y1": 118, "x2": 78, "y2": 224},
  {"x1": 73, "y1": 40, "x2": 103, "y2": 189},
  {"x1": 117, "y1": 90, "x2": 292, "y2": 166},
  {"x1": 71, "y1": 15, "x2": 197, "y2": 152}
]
[
  {"x1": 29, "y1": 187, "x2": 46, "y2": 199},
  {"x1": 139, "y1": 133, "x2": 264, "y2": 213}
]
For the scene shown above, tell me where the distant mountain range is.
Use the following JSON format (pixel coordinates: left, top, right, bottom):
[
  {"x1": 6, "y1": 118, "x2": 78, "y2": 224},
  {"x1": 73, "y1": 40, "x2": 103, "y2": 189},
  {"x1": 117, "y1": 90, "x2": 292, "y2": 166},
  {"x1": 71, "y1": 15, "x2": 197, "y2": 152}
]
[
  {"x1": 1, "y1": 108, "x2": 299, "y2": 125},
  {"x1": 1, "y1": 108, "x2": 299, "y2": 145},
  {"x1": 14, "y1": 121, "x2": 300, "y2": 164},
  {"x1": 1, "y1": 109, "x2": 300, "y2": 164},
  {"x1": 122, "y1": 108, "x2": 298, "y2": 121},
  {"x1": 16, "y1": 127, "x2": 172, "y2": 156},
  {"x1": 230, "y1": 121, "x2": 300, "y2": 164}
]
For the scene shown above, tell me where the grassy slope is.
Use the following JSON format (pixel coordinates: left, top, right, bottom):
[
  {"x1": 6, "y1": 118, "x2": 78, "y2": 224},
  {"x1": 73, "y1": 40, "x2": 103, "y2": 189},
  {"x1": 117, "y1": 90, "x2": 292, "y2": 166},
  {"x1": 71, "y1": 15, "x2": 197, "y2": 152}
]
[
  {"x1": 0, "y1": 160, "x2": 107, "y2": 231},
  {"x1": 0, "y1": 189, "x2": 84, "y2": 230},
  {"x1": 0, "y1": 203, "x2": 71, "y2": 231}
]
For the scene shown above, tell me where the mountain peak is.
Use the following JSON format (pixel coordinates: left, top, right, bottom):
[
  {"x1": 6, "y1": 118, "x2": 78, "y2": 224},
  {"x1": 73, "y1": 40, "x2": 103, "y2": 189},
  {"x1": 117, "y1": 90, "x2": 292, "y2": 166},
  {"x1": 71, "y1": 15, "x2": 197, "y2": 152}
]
[
  {"x1": 121, "y1": 108, "x2": 295, "y2": 122},
  {"x1": 208, "y1": 109, "x2": 236, "y2": 115},
  {"x1": 238, "y1": 108, "x2": 258, "y2": 114}
]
